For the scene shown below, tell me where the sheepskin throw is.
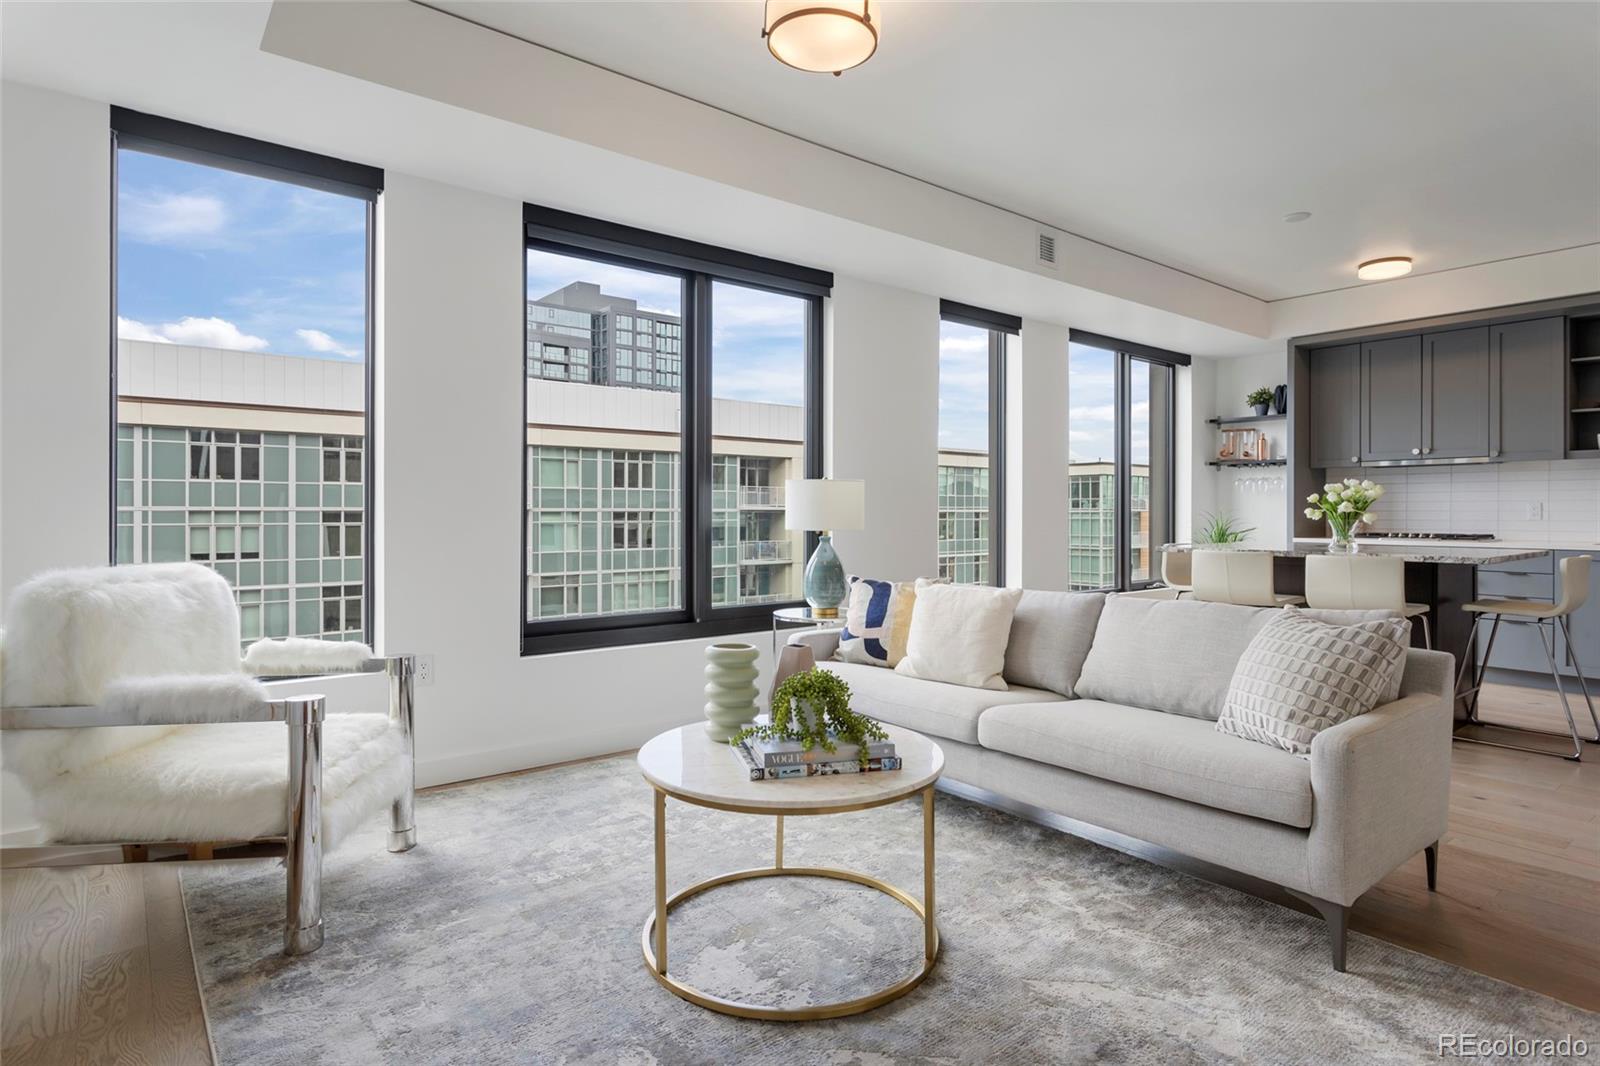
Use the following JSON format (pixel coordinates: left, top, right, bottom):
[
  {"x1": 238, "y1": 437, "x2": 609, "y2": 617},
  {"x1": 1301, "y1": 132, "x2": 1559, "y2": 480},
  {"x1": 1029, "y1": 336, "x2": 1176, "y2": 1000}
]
[
  {"x1": 102, "y1": 674, "x2": 268, "y2": 725},
  {"x1": 245, "y1": 637, "x2": 374, "y2": 676}
]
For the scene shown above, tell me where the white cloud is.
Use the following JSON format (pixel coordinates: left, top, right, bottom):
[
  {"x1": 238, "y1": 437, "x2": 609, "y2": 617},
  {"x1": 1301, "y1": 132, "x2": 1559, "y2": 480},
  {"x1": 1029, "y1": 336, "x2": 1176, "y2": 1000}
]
[
  {"x1": 118, "y1": 191, "x2": 227, "y2": 246},
  {"x1": 116, "y1": 316, "x2": 171, "y2": 343},
  {"x1": 118, "y1": 315, "x2": 269, "y2": 352},
  {"x1": 295, "y1": 328, "x2": 361, "y2": 359}
]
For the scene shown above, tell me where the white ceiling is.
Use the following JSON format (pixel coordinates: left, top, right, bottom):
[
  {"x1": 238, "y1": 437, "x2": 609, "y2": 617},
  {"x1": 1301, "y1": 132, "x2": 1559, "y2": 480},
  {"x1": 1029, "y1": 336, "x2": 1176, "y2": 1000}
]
[{"x1": 435, "y1": 0, "x2": 1600, "y2": 302}]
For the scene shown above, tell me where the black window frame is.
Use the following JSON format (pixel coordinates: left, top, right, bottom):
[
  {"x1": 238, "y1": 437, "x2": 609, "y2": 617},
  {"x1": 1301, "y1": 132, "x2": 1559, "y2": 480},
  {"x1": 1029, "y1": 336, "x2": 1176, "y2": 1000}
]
[
  {"x1": 109, "y1": 108, "x2": 382, "y2": 646},
  {"x1": 522, "y1": 205, "x2": 830, "y2": 655},
  {"x1": 1068, "y1": 329, "x2": 1187, "y2": 592},
  {"x1": 938, "y1": 300, "x2": 1017, "y2": 587}
]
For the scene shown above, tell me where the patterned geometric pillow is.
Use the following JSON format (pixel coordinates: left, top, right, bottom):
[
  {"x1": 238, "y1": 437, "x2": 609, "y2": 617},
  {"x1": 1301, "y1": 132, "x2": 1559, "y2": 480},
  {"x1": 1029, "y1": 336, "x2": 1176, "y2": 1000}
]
[
  {"x1": 1215, "y1": 610, "x2": 1410, "y2": 756},
  {"x1": 835, "y1": 576, "x2": 920, "y2": 668}
]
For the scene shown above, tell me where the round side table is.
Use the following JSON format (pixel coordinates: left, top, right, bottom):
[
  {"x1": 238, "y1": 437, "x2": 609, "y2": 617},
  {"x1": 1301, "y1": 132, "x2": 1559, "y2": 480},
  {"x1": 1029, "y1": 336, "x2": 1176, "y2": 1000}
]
[
  {"x1": 771, "y1": 605, "x2": 841, "y2": 655},
  {"x1": 636, "y1": 722, "x2": 944, "y2": 1021}
]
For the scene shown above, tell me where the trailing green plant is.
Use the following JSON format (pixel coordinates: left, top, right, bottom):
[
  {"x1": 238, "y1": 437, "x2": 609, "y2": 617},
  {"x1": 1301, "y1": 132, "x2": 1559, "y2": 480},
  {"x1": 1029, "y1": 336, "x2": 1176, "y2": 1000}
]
[
  {"x1": 732, "y1": 669, "x2": 888, "y2": 767},
  {"x1": 1245, "y1": 386, "x2": 1275, "y2": 408},
  {"x1": 1195, "y1": 512, "x2": 1256, "y2": 544}
]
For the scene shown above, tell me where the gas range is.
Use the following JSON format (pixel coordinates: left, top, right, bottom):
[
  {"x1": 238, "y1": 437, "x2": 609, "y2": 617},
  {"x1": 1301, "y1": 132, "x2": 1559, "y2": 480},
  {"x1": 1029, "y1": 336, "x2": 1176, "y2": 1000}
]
[{"x1": 1361, "y1": 531, "x2": 1497, "y2": 541}]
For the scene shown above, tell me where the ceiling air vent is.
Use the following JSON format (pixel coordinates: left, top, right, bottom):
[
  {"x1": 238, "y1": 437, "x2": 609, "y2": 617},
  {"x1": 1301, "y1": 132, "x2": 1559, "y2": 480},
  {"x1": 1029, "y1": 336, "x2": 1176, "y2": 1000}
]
[{"x1": 1036, "y1": 232, "x2": 1058, "y2": 268}]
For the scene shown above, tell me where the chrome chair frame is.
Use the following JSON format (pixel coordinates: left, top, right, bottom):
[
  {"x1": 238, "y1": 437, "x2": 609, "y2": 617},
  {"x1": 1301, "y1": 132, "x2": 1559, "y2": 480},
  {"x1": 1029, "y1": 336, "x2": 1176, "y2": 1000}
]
[
  {"x1": 0, "y1": 654, "x2": 417, "y2": 955},
  {"x1": 1454, "y1": 615, "x2": 1599, "y2": 761}
]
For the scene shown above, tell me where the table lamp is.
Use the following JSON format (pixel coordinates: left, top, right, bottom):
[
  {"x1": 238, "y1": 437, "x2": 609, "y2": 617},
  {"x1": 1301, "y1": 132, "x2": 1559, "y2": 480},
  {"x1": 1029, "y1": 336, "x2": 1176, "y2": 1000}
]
[{"x1": 785, "y1": 478, "x2": 865, "y2": 618}]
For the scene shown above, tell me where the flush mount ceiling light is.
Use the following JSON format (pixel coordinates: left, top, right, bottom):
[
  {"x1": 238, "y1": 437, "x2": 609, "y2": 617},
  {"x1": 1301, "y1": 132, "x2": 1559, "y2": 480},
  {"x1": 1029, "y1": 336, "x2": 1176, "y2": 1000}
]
[
  {"x1": 1357, "y1": 256, "x2": 1414, "y2": 281},
  {"x1": 763, "y1": 1, "x2": 878, "y2": 76},
  {"x1": 1283, "y1": 211, "x2": 1312, "y2": 223}
]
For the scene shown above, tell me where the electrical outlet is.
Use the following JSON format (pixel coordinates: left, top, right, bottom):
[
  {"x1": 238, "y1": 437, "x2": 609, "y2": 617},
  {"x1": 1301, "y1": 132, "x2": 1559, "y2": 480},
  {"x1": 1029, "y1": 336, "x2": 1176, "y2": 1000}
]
[
  {"x1": 415, "y1": 655, "x2": 435, "y2": 686},
  {"x1": 1525, "y1": 502, "x2": 1544, "y2": 521}
]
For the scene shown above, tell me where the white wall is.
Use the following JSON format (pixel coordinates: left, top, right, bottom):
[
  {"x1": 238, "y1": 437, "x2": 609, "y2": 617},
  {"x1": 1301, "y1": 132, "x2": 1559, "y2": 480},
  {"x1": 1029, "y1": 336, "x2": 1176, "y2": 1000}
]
[
  {"x1": 0, "y1": 83, "x2": 112, "y2": 838},
  {"x1": 825, "y1": 278, "x2": 940, "y2": 581},
  {"x1": 1009, "y1": 322, "x2": 1071, "y2": 588}
]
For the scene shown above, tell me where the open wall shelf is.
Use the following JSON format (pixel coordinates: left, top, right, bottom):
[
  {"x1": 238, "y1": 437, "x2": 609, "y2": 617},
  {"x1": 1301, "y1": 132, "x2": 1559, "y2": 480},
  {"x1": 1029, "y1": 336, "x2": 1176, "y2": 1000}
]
[
  {"x1": 1207, "y1": 458, "x2": 1287, "y2": 468},
  {"x1": 1207, "y1": 413, "x2": 1287, "y2": 426}
]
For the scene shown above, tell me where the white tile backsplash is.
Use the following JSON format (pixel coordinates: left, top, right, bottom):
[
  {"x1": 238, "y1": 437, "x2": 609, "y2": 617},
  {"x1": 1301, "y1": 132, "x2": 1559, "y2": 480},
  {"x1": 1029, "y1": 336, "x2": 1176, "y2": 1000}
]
[{"x1": 1324, "y1": 460, "x2": 1600, "y2": 545}]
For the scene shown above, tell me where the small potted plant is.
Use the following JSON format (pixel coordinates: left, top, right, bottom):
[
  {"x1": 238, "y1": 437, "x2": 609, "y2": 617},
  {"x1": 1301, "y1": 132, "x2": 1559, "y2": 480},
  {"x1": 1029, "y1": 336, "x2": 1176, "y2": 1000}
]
[
  {"x1": 733, "y1": 669, "x2": 887, "y2": 768},
  {"x1": 1305, "y1": 478, "x2": 1384, "y2": 554},
  {"x1": 1246, "y1": 387, "x2": 1274, "y2": 416},
  {"x1": 1195, "y1": 512, "x2": 1256, "y2": 544}
]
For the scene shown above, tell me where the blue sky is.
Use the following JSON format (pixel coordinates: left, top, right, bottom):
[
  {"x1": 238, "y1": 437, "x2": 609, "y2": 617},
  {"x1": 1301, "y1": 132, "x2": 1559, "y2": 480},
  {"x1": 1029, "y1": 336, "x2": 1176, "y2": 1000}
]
[
  {"x1": 1069, "y1": 342, "x2": 1149, "y2": 465},
  {"x1": 939, "y1": 320, "x2": 989, "y2": 452},
  {"x1": 526, "y1": 249, "x2": 807, "y2": 406},
  {"x1": 116, "y1": 149, "x2": 367, "y2": 360}
]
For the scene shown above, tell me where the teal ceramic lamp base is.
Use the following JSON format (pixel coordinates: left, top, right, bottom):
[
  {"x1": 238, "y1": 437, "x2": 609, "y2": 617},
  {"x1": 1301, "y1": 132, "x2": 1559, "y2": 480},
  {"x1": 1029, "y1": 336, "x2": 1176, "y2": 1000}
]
[{"x1": 803, "y1": 534, "x2": 847, "y2": 618}]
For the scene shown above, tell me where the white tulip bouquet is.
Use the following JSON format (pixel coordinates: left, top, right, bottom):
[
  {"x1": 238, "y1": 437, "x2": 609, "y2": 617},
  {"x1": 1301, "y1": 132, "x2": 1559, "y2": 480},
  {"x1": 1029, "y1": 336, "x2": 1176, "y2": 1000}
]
[{"x1": 1304, "y1": 478, "x2": 1384, "y2": 548}]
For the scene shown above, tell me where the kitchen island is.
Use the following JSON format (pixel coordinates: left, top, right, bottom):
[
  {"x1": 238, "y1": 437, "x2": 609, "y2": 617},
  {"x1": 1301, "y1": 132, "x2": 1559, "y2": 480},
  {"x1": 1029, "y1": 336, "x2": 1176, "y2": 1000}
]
[{"x1": 1159, "y1": 541, "x2": 1551, "y2": 719}]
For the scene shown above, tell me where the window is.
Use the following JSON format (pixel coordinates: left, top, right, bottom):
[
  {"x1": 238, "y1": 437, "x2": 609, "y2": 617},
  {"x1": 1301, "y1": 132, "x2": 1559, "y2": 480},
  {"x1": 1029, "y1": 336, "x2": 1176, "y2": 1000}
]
[
  {"x1": 112, "y1": 109, "x2": 380, "y2": 646},
  {"x1": 1067, "y1": 331, "x2": 1183, "y2": 591},
  {"x1": 522, "y1": 206, "x2": 828, "y2": 653},
  {"x1": 936, "y1": 301, "x2": 1016, "y2": 586}
]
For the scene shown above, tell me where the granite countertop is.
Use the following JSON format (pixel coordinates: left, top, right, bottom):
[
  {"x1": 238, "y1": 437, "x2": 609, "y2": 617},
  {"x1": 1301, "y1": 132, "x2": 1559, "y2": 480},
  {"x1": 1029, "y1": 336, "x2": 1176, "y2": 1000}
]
[
  {"x1": 1294, "y1": 536, "x2": 1600, "y2": 552},
  {"x1": 1161, "y1": 542, "x2": 1549, "y2": 566}
]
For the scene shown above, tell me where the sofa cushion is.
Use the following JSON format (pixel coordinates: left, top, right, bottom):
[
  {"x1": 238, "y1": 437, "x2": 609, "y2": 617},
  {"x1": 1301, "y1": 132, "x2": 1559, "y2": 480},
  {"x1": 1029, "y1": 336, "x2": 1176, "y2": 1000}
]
[
  {"x1": 1216, "y1": 610, "x2": 1411, "y2": 756},
  {"x1": 977, "y1": 700, "x2": 1314, "y2": 828},
  {"x1": 836, "y1": 576, "x2": 919, "y2": 668},
  {"x1": 1074, "y1": 597, "x2": 1278, "y2": 720},
  {"x1": 1003, "y1": 590, "x2": 1106, "y2": 697},
  {"x1": 895, "y1": 582, "x2": 1023, "y2": 690},
  {"x1": 822, "y1": 661, "x2": 1065, "y2": 745}
]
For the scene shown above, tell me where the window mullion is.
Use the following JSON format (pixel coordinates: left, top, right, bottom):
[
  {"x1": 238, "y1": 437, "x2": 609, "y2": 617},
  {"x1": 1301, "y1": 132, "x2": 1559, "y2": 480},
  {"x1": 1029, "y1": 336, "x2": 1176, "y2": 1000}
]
[{"x1": 687, "y1": 273, "x2": 714, "y2": 623}]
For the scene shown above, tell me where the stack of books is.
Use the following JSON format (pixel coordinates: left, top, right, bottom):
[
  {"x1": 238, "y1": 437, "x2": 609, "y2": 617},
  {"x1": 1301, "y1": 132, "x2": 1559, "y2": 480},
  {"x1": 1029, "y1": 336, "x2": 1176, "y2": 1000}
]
[{"x1": 732, "y1": 734, "x2": 901, "y2": 781}]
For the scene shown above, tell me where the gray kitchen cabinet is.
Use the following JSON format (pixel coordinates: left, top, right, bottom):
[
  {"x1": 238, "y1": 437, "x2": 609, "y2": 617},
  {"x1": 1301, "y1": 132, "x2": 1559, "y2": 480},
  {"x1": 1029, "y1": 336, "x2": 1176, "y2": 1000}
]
[
  {"x1": 1423, "y1": 326, "x2": 1491, "y2": 459},
  {"x1": 1362, "y1": 335, "x2": 1424, "y2": 461},
  {"x1": 1492, "y1": 317, "x2": 1565, "y2": 461},
  {"x1": 1307, "y1": 343, "x2": 1361, "y2": 468},
  {"x1": 1555, "y1": 550, "x2": 1600, "y2": 682}
]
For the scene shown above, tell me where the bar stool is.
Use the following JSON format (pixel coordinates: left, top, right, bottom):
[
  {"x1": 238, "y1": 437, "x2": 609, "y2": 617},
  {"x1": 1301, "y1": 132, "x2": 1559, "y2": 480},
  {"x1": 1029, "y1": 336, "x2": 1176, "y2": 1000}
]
[
  {"x1": 1191, "y1": 550, "x2": 1305, "y2": 608},
  {"x1": 1304, "y1": 555, "x2": 1432, "y2": 648},
  {"x1": 1455, "y1": 554, "x2": 1598, "y2": 760},
  {"x1": 1161, "y1": 548, "x2": 1193, "y2": 594}
]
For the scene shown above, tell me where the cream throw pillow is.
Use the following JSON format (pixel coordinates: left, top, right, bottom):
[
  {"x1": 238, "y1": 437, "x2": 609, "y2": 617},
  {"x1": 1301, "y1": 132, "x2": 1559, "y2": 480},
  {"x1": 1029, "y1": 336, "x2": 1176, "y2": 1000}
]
[
  {"x1": 895, "y1": 581, "x2": 1024, "y2": 690},
  {"x1": 1216, "y1": 609, "x2": 1410, "y2": 756}
]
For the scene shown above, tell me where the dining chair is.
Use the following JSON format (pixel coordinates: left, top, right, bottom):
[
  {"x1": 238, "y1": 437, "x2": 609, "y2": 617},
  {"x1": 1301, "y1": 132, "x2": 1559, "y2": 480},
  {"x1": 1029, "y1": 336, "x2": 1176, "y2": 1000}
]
[
  {"x1": 1190, "y1": 550, "x2": 1304, "y2": 608},
  {"x1": 1454, "y1": 554, "x2": 1598, "y2": 760},
  {"x1": 1304, "y1": 555, "x2": 1432, "y2": 648},
  {"x1": 1160, "y1": 548, "x2": 1193, "y2": 593}
]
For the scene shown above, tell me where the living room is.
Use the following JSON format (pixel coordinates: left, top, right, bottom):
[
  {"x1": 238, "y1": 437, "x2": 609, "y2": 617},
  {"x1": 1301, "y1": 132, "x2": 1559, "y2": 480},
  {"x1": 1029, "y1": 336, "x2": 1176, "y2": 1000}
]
[{"x1": 1, "y1": 2, "x2": 1596, "y2": 1063}]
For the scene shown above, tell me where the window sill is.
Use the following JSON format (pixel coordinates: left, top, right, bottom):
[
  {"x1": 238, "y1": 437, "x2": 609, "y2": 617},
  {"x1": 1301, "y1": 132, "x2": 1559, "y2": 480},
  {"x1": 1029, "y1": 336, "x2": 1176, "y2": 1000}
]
[{"x1": 521, "y1": 605, "x2": 803, "y2": 656}]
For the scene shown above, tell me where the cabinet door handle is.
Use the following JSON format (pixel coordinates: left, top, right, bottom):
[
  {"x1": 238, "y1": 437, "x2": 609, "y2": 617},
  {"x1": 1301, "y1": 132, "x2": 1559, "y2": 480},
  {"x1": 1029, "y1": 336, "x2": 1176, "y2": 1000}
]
[
  {"x1": 1411, "y1": 447, "x2": 1421, "y2": 455},
  {"x1": 1350, "y1": 455, "x2": 1359, "y2": 462}
]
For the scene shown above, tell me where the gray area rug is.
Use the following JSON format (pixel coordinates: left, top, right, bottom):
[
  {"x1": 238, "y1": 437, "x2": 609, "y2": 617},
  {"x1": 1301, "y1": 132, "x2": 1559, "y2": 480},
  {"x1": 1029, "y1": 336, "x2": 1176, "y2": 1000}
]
[{"x1": 183, "y1": 755, "x2": 1598, "y2": 1064}]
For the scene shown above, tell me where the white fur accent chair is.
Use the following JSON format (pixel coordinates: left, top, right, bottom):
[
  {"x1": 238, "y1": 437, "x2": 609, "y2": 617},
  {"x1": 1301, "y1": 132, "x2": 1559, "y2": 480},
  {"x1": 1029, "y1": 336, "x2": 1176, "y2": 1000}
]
[{"x1": 0, "y1": 563, "x2": 417, "y2": 956}]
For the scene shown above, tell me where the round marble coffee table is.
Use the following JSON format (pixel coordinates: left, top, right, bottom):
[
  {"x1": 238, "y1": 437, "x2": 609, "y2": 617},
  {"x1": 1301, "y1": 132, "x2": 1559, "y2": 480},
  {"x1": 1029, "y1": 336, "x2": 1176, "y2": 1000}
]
[{"x1": 636, "y1": 722, "x2": 944, "y2": 1021}]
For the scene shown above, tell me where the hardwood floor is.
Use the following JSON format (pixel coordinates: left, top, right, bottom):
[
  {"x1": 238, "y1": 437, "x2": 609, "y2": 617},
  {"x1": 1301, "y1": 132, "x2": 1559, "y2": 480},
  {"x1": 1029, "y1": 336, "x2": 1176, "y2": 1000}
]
[
  {"x1": 1, "y1": 863, "x2": 212, "y2": 1066},
  {"x1": 0, "y1": 683, "x2": 1593, "y2": 1064}
]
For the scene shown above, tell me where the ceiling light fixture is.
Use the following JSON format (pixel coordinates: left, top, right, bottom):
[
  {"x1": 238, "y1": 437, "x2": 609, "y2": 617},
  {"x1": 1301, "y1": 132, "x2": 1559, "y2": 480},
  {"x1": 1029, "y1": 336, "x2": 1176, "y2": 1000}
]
[
  {"x1": 1356, "y1": 256, "x2": 1414, "y2": 281},
  {"x1": 763, "y1": 1, "x2": 878, "y2": 76},
  {"x1": 1283, "y1": 211, "x2": 1312, "y2": 223}
]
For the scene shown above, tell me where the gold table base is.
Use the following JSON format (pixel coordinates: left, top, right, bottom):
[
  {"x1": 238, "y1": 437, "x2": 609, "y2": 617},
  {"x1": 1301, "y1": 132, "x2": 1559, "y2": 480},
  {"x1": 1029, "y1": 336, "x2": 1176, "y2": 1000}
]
[{"x1": 642, "y1": 785, "x2": 939, "y2": 1021}]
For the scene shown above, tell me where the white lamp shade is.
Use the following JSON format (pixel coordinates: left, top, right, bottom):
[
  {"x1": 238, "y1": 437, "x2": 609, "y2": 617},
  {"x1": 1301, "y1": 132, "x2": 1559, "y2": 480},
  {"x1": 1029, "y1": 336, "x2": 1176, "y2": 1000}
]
[{"x1": 785, "y1": 478, "x2": 865, "y2": 532}]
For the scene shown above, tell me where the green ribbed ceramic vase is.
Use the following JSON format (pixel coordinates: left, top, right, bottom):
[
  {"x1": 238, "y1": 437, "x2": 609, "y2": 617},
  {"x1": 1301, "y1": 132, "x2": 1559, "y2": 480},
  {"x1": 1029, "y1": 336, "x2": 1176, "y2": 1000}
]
[{"x1": 703, "y1": 642, "x2": 760, "y2": 741}]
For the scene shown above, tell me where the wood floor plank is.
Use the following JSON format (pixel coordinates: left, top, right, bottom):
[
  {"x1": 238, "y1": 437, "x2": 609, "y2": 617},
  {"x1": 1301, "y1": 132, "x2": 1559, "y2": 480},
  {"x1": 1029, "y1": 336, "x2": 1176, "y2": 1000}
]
[
  {"x1": 144, "y1": 867, "x2": 213, "y2": 1066},
  {"x1": 1, "y1": 868, "x2": 90, "y2": 1048},
  {"x1": 73, "y1": 946, "x2": 154, "y2": 1066}
]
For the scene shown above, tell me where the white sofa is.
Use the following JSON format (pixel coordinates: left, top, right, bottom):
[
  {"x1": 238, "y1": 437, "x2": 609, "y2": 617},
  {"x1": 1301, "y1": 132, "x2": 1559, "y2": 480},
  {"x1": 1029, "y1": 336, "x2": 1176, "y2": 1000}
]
[{"x1": 789, "y1": 592, "x2": 1455, "y2": 971}]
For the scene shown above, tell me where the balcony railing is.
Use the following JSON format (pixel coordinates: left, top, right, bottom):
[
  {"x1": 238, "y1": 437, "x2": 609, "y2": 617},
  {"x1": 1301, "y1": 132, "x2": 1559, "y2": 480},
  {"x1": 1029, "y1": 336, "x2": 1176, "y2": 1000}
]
[
  {"x1": 740, "y1": 540, "x2": 793, "y2": 563},
  {"x1": 737, "y1": 486, "x2": 784, "y2": 509}
]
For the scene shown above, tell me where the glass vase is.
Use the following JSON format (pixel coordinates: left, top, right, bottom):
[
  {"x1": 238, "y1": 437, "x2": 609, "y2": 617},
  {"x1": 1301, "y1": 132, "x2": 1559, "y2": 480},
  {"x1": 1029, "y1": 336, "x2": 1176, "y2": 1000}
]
[{"x1": 1326, "y1": 524, "x2": 1360, "y2": 554}]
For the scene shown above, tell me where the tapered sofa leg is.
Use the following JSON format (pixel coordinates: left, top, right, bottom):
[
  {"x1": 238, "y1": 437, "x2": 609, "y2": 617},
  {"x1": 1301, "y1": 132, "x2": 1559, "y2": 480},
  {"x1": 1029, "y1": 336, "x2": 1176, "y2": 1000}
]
[
  {"x1": 1286, "y1": 889, "x2": 1350, "y2": 973},
  {"x1": 386, "y1": 655, "x2": 418, "y2": 853},
  {"x1": 284, "y1": 696, "x2": 326, "y2": 956},
  {"x1": 1425, "y1": 842, "x2": 1439, "y2": 892}
]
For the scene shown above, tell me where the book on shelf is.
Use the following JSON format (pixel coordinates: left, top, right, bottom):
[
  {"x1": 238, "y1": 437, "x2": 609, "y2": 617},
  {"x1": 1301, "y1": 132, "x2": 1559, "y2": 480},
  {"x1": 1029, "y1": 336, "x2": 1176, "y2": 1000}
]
[
  {"x1": 746, "y1": 735, "x2": 896, "y2": 768},
  {"x1": 732, "y1": 740, "x2": 902, "y2": 782}
]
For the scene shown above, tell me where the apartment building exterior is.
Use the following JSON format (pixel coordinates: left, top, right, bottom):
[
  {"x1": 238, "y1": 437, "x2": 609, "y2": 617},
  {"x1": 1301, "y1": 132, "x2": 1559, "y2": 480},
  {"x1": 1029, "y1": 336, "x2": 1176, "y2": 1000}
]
[
  {"x1": 527, "y1": 282, "x2": 683, "y2": 392},
  {"x1": 1068, "y1": 461, "x2": 1151, "y2": 590}
]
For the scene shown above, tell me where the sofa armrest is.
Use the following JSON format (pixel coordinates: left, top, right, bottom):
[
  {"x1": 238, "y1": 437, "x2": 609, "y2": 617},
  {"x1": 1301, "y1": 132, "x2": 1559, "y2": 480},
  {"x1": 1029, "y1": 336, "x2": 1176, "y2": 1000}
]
[
  {"x1": 785, "y1": 627, "x2": 843, "y2": 662},
  {"x1": 1305, "y1": 683, "x2": 1453, "y2": 905}
]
